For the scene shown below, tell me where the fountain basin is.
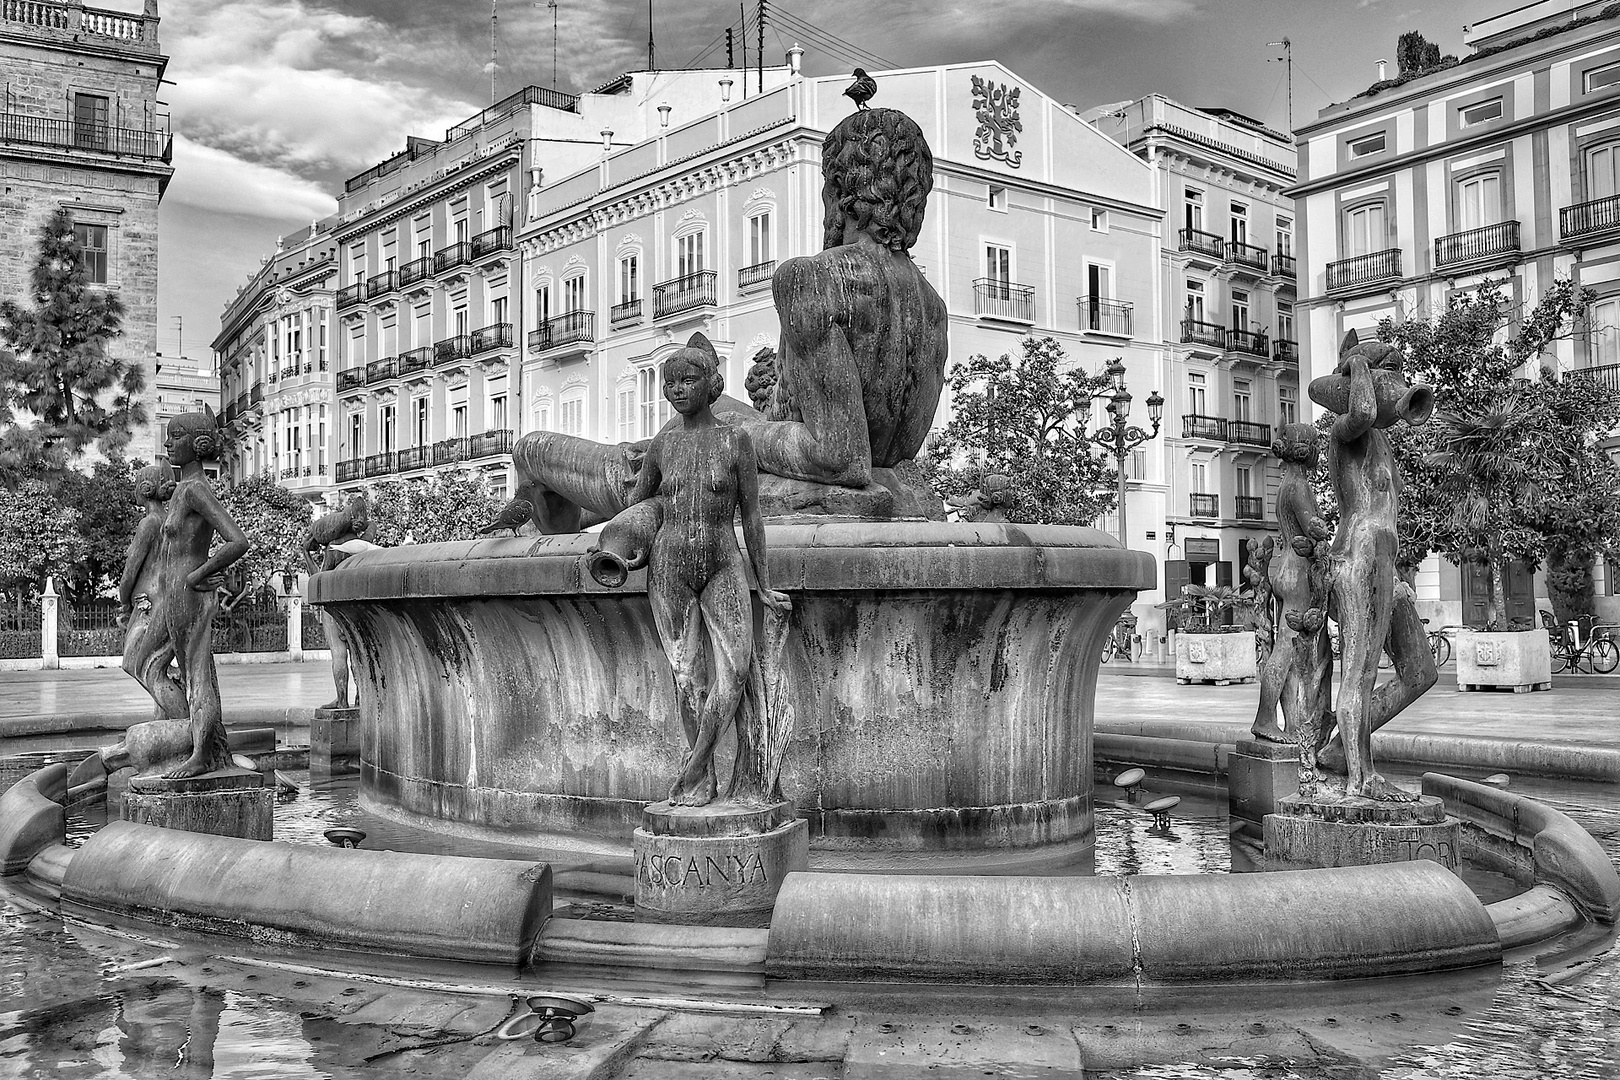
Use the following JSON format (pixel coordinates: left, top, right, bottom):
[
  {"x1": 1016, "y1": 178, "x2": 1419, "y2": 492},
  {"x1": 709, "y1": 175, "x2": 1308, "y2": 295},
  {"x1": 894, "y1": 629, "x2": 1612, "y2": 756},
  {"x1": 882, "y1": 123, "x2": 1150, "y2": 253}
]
[{"x1": 309, "y1": 521, "x2": 1153, "y2": 855}]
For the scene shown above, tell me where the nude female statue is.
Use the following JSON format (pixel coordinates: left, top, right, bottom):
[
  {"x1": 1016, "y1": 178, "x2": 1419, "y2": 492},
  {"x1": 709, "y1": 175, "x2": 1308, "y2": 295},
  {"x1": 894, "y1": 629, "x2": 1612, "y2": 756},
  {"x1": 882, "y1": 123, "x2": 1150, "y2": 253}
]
[
  {"x1": 1309, "y1": 334, "x2": 1437, "y2": 800},
  {"x1": 159, "y1": 409, "x2": 251, "y2": 779},
  {"x1": 589, "y1": 340, "x2": 789, "y2": 807},
  {"x1": 119, "y1": 459, "x2": 187, "y2": 722},
  {"x1": 303, "y1": 495, "x2": 374, "y2": 711}
]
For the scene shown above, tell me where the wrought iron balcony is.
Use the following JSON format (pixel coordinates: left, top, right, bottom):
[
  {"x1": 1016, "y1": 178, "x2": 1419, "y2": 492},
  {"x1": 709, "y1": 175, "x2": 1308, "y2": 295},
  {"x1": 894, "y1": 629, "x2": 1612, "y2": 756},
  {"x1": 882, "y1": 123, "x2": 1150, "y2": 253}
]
[
  {"x1": 973, "y1": 278, "x2": 1035, "y2": 322},
  {"x1": 471, "y1": 322, "x2": 513, "y2": 353},
  {"x1": 224, "y1": 401, "x2": 239, "y2": 423},
  {"x1": 397, "y1": 347, "x2": 432, "y2": 377},
  {"x1": 365, "y1": 269, "x2": 397, "y2": 299},
  {"x1": 1179, "y1": 228, "x2": 1225, "y2": 260},
  {"x1": 530, "y1": 311, "x2": 594, "y2": 353},
  {"x1": 1562, "y1": 193, "x2": 1620, "y2": 242},
  {"x1": 396, "y1": 445, "x2": 428, "y2": 471},
  {"x1": 335, "y1": 459, "x2": 363, "y2": 483},
  {"x1": 1181, "y1": 319, "x2": 1226, "y2": 350},
  {"x1": 470, "y1": 225, "x2": 512, "y2": 260},
  {"x1": 610, "y1": 299, "x2": 642, "y2": 326},
  {"x1": 336, "y1": 368, "x2": 365, "y2": 392},
  {"x1": 1226, "y1": 240, "x2": 1269, "y2": 272},
  {"x1": 249, "y1": 383, "x2": 264, "y2": 405},
  {"x1": 434, "y1": 241, "x2": 470, "y2": 274},
  {"x1": 432, "y1": 436, "x2": 472, "y2": 466},
  {"x1": 1571, "y1": 362, "x2": 1620, "y2": 394},
  {"x1": 1225, "y1": 419, "x2": 1272, "y2": 447},
  {"x1": 398, "y1": 256, "x2": 433, "y2": 289},
  {"x1": 1182, "y1": 414, "x2": 1226, "y2": 441},
  {"x1": 234, "y1": 392, "x2": 247, "y2": 415},
  {"x1": 280, "y1": 364, "x2": 299, "y2": 379},
  {"x1": 337, "y1": 282, "x2": 364, "y2": 308},
  {"x1": 1435, "y1": 220, "x2": 1520, "y2": 267},
  {"x1": 433, "y1": 334, "x2": 473, "y2": 365},
  {"x1": 1272, "y1": 253, "x2": 1296, "y2": 278},
  {"x1": 653, "y1": 270, "x2": 718, "y2": 319},
  {"x1": 1228, "y1": 329, "x2": 1270, "y2": 359},
  {"x1": 365, "y1": 358, "x2": 396, "y2": 385},
  {"x1": 0, "y1": 112, "x2": 170, "y2": 159},
  {"x1": 362, "y1": 451, "x2": 396, "y2": 478},
  {"x1": 739, "y1": 260, "x2": 776, "y2": 290},
  {"x1": 1273, "y1": 339, "x2": 1299, "y2": 365},
  {"x1": 470, "y1": 429, "x2": 513, "y2": 458},
  {"x1": 1235, "y1": 495, "x2": 1265, "y2": 521},
  {"x1": 1189, "y1": 493, "x2": 1220, "y2": 518},
  {"x1": 1079, "y1": 296, "x2": 1132, "y2": 336},
  {"x1": 1326, "y1": 248, "x2": 1401, "y2": 292},
  {"x1": 279, "y1": 467, "x2": 298, "y2": 480}
]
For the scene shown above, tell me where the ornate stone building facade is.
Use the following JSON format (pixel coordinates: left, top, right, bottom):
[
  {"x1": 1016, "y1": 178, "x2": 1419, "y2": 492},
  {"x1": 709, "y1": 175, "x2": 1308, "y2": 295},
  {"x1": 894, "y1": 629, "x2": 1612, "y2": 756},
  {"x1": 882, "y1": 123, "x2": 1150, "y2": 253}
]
[
  {"x1": 0, "y1": 0, "x2": 172, "y2": 459},
  {"x1": 213, "y1": 220, "x2": 339, "y2": 503},
  {"x1": 1102, "y1": 95, "x2": 1299, "y2": 603}
]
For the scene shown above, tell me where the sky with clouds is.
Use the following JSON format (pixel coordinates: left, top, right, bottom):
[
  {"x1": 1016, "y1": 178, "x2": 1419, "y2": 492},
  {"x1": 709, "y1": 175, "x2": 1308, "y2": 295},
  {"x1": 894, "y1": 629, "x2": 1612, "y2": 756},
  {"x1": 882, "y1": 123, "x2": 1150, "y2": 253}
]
[{"x1": 134, "y1": 0, "x2": 1510, "y2": 362}]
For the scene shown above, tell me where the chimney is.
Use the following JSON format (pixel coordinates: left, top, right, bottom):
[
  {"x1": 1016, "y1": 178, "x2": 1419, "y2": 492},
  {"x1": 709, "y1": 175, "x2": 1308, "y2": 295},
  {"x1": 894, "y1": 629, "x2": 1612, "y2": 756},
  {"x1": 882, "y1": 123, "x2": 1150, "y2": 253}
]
[{"x1": 1376, "y1": 58, "x2": 1388, "y2": 80}]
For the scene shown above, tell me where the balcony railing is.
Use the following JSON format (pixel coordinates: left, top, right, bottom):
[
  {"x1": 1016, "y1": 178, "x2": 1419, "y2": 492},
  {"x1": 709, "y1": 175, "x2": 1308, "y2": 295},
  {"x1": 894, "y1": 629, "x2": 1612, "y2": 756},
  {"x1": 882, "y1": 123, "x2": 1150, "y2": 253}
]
[
  {"x1": 432, "y1": 436, "x2": 472, "y2": 466},
  {"x1": 335, "y1": 460, "x2": 363, "y2": 483},
  {"x1": 470, "y1": 429, "x2": 514, "y2": 459},
  {"x1": 337, "y1": 282, "x2": 364, "y2": 308},
  {"x1": 280, "y1": 364, "x2": 299, "y2": 379},
  {"x1": 1226, "y1": 240, "x2": 1269, "y2": 271},
  {"x1": 1562, "y1": 193, "x2": 1620, "y2": 241},
  {"x1": 365, "y1": 358, "x2": 396, "y2": 385},
  {"x1": 224, "y1": 401, "x2": 239, "y2": 423},
  {"x1": 1189, "y1": 493, "x2": 1220, "y2": 518},
  {"x1": 973, "y1": 278, "x2": 1035, "y2": 322},
  {"x1": 470, "y1": 225, "x2": 512, "y2": 260},
  {"x1": 434, "y1": 241, "x2": 471, "y2": 274},
  {"x1": 1179, "y1": 228, "x2": 1225, "y2": 259},
  {"x1": 1079, "y1": 296, "x2": 1133, "y2": 336},
  {"x1": 336, "y1": 368, "x2": 364, "y2": 392},
  {"x1": 398, "y1": 256, "x2": 433, "y2": 289},
  {"x1": 397, "y1": 445, "x2": 428, "y2": 471},
  {"x1": 739, "y1": 260, "x2": 776, "y2": 290},
  {"x1": 1226, "y1": 419, "x2": 1272, "y2": 447},
  {"x1": 362, "y1": 452, "x2": 396, "y2": 479},
  {"x1": 434, "y1": 334, "x2": 473, "y2": 365},
  {"x1": 1182, "y1": 414, "x2": 1226, "y2": 441},
  {"x1": 653, "y1": 270, "x2": 718, "y2": 318},
  {"x1": 531, "y1": 311, "x2": 595, "y2": 352},
  {"x1": 1235, "y1": 495, "x2": 1265, "y2": 521},
  {"x1": 279, "y1": 467, "x2": 298, "y2": 480},
  {"x1": 365, "y1": 269, "x2": 397, "y2": 299},
  {"x1": 397, "y1": 346, "x2": 431, "y2": 377},
  {"x1": 610, "y1": 299, "x2": 642, "y2": 326},
  {"x1": 249, "y1": 384, "x2": 264, "y2": 405},
  {"x1": 1272, "y1": 253, "x2": 1296, "y2": 278},
  {"x1": 234, "y1": 392, "x2": 247, "y2": 415},
  {"x1": 471, "y1": 322, "x2": 513, "y2": 353},
  {"x1": 1273, "y1": 339, "x2": 1299, "y2": 365},
  {"x1": 0, "y1": 112, "x2": 169, "y2": 159},
  {"x1": 1181, "y1": 319, "x2": 1226, "y2": 350},
  {"x1": 1435, "y1": 220, "x2": 1520, "y2": 267},
  {"x1": 1228, "y1": 329, "x2": 1269, "y2": 358},
  {"x1": 1571, "y1": 362, "x2": 1620, "y2": 394},
  {"x1": 1327, "y1": 248, "x2": 1401, "y2": 292}
]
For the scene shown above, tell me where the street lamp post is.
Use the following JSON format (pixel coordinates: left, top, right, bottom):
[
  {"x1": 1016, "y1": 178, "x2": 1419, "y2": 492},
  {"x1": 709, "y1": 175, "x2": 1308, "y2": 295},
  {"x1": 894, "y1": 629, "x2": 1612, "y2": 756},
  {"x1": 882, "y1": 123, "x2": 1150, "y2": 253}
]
[{"x1": 1085, "y1": 357, "x2": 1164, "y2": 546}]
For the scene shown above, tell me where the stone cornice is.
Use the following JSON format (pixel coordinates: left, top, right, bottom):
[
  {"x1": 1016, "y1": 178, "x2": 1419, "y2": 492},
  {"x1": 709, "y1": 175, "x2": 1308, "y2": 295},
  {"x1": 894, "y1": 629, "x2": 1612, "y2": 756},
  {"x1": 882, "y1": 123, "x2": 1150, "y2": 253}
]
[{"x1": 333, "y1": 144, "x2": 522, "y2": 243}]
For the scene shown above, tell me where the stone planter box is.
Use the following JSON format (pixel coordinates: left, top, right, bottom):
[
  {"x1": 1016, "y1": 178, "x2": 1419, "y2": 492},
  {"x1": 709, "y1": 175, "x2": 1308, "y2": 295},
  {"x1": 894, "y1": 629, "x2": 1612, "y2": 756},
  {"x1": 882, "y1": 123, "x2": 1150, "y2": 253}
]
[
  {"x1": 1174, "y1": 631, "x2": 1257, "y2": 685},
  {"x1": 1457, "y1": 630, "x2": 1552, "y2": 693}
]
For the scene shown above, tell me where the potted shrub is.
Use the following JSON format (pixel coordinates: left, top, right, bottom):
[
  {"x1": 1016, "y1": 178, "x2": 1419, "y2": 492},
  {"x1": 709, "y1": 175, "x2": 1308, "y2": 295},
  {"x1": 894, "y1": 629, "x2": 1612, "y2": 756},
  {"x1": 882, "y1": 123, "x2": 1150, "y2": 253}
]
[{"x1": 1160, "y1": 584, "x2": 1260, "y2": 686}]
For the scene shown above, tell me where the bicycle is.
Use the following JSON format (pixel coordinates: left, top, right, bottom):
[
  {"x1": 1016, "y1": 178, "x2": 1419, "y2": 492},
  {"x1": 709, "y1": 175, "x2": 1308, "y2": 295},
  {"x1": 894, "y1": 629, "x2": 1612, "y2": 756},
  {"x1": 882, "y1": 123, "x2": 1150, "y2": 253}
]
[
  {"x1": 1549, "y1": 615, "x2": 1619, "y2": 675},
  {"x1": 1421, "y1": 619, "x2": 1453, "y2": 667},
  {"x1": 1099, "y1": 617, "x2": 1140, "y2": 663}
]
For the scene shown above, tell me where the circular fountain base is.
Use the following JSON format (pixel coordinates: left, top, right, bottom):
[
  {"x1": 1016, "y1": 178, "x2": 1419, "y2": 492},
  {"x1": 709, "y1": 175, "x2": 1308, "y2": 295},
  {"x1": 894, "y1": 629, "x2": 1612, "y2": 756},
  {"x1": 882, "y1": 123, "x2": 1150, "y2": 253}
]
[
  {"x1": 310, "y1": 522, "x2": 1152, "y2": 856},
  {"x1": 1264, "y1": 793, "x2": 1460, "y2": 873}
]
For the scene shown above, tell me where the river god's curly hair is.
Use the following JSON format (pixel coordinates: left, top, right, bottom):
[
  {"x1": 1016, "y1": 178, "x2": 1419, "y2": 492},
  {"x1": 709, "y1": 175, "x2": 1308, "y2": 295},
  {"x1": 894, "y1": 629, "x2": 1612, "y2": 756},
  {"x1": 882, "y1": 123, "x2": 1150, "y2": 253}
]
[{"x1": 821, "y1": 107, "x2": 933, "y2": 252}]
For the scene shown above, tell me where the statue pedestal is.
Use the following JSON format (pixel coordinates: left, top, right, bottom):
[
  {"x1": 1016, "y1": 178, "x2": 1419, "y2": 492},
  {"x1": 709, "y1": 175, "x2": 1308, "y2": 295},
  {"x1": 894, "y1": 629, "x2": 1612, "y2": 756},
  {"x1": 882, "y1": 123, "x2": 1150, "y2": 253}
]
[
  {"x1": 1263, "y1": 793, "x2": 1458, "y2": 874},
  {"x1": 1227, "y1": 738, "x2": 1300, "y2": 829},
  {"x1": 123, "y1": 768, "x2": 273, "y2": 841},
  {"x1": 633, "y1": 801, "x2": 808, "y2": 927},
  {"x1": 312, "y1": 706, "x2": 360, "y2": 775}
]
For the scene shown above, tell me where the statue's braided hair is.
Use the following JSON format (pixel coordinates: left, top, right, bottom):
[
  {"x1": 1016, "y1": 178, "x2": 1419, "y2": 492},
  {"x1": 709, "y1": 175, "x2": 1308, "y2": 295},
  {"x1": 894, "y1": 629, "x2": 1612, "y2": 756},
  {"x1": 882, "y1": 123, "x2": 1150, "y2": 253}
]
[
  {"x1": 168, "y1": 407, "x2": 230, "y2": 462},
  {"x1": 134, "y1": 459, "x2": 176, "y2": 501},
  {"x1": 821, "y1": 108, "x2": 933, "y2": 253}
]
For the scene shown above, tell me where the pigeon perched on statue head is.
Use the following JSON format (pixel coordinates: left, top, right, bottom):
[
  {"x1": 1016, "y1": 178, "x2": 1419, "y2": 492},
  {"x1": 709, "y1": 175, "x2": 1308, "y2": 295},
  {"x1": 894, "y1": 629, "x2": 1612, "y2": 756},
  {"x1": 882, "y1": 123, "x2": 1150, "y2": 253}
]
[
  {"x1": 844, "y1": 68, "x2": 877, "y2": 110},
  {"x1": 478, "y1": 496, "x2": 534, "y2": 537}
]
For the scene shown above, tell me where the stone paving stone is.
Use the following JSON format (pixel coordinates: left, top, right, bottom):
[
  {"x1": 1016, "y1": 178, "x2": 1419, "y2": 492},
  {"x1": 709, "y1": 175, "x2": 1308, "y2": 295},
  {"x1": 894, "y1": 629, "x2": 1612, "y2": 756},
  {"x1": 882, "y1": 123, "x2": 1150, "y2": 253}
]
[
  {"x1": 618, "y1": 1059, "x2": 845, "y2": 1079},
  {"x1": 640, "y1": 1011, "x2": 854, "y2": 1064},
  {"x1": 463, "y1": 1004, "x2": 668, "y2": 1079},
  {"x1": 842, "y1": 1015, "x2": 1085, "y2": 1077}
]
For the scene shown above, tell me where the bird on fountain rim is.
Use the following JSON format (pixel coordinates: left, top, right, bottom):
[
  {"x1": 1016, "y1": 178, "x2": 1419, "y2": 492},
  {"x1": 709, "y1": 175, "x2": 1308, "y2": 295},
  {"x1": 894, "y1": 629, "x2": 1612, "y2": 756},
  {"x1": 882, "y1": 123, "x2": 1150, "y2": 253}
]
[{"x1": 844, "y1": 68, "x2": 876, "y2": 111}]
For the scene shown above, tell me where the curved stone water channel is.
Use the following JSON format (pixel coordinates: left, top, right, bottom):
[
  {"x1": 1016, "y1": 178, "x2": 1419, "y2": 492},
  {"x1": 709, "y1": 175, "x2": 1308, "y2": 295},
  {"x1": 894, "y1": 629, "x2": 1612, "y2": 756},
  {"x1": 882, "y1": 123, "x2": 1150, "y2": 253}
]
[{"x1": 5, "y1": 768, "x2": 1617, "y2": 1078}]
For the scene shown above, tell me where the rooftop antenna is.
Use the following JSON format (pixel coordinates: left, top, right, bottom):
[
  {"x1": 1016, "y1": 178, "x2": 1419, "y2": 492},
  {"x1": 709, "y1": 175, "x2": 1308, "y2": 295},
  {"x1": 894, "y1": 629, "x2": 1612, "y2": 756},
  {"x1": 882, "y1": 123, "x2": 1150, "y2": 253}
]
[
  {"x1": 549, "y1": 0, "x2": 558, "y2": 89},
  {"x1": 490, "y1": 0, "x2": 499, "y2": 103},
  {"x1": 648, "y1": 0, "x2": 655, "y2": 69},
  {"x1": 1267, "y1": 38, "x2": 1292, "y2": 134}
]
